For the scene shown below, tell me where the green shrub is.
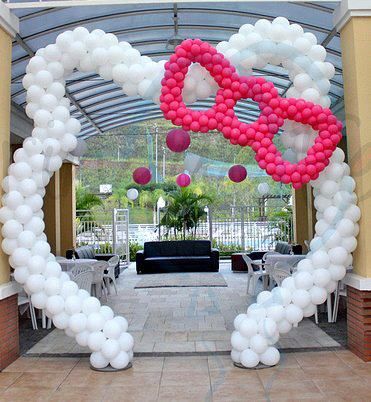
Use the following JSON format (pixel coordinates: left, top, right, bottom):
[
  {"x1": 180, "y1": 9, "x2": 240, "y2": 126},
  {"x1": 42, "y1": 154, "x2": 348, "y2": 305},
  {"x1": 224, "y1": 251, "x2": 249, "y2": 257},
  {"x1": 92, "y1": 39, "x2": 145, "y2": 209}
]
[{"x1": 129, "y1": 241, "x2": 142, "y2": 261}]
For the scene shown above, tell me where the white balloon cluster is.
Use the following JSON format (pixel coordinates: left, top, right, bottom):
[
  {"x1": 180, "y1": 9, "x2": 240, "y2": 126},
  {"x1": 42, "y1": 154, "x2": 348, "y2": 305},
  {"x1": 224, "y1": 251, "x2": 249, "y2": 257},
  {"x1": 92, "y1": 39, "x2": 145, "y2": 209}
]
[
  {"x1": 231, "y1": 148, "x2": 359, "y2": 368},
  {"x1": 225, "y1": 20, "x2": 359, "y2": 369},
  {"x1": 0, "y1": 21, "x2": 358, "y2": 370},
  {"x1": 1, "y1": 28, "x2": 141, "y2": 370}
]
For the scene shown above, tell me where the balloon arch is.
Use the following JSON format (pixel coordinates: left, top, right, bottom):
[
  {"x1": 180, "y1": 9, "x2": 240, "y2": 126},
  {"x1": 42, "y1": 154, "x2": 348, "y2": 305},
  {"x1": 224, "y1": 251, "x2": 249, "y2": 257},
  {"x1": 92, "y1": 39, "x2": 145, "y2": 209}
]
[{"x1": 0, "y1": 17, "x2": 360, "y2": 369}]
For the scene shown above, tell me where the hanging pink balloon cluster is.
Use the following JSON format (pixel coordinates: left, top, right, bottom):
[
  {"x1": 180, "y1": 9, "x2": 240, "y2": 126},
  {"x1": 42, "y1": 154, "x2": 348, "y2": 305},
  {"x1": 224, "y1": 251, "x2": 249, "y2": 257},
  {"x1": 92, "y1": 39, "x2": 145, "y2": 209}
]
[
  {"x1": 166, "y1": 128, "x2": 191, "y2": 153},
  {"x1": 176, "y1": 173, "x2": 191, "y2": 187},
  {"x1": 160, "y1": 39, "x2": 343, "y2": 189},
  {"x1": 132, "y1": 167, "x2": 152, "y2": 185},
  {"x1": 228, "y1": 165, "x2": 247, "y2": 183}
]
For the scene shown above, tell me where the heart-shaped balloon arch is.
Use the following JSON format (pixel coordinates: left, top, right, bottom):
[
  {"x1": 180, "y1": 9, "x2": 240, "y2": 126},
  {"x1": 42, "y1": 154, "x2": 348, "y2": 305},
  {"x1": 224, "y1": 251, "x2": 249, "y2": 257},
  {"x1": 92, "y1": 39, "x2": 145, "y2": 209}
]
[{"x1": 0, "y1": 18, "x2": 360, "y2": 369}]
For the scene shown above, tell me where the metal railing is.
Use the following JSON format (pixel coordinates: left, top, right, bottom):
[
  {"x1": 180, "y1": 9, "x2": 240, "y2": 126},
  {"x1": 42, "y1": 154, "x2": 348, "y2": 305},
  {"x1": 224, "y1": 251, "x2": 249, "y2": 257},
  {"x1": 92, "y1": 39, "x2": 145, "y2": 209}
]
[
  {"x1": 76, "y1": 209, "x2": 130, "y2": 265},
  {"x1": 159, "y1": 205, "x2": 293, "y2": 251},
  {"x1": 76, "y1": 205, "x2": 293, "y2": 257}
]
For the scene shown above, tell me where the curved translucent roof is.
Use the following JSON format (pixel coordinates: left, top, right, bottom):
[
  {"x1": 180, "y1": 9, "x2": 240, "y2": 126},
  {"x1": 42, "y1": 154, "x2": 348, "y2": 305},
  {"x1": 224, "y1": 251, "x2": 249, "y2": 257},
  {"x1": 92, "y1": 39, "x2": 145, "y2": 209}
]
[{"x1": 10, "y1": 1, "x2": 343, "y2": 139}]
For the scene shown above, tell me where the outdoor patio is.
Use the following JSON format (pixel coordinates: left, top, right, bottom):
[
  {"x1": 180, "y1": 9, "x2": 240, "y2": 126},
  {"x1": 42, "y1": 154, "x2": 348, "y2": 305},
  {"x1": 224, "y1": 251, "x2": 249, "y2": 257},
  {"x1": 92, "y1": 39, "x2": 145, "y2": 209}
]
[
  {"x1": 1, "y1": 350, "x2": 371, "y2": 401},
  {"x1": 25, "y1": 262, "x2": 340, "y2": 356}
]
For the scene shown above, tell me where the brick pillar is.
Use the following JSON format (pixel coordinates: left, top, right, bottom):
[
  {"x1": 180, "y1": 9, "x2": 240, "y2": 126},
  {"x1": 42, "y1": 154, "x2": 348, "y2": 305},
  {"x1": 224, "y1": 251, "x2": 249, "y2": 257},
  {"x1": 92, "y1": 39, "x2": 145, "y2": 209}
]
[
  {"x1": 334, "y1": 1, "x2": 371, "y2": 361},
  {"x1": 347, "y1": 286, "x2": 371, "y2": 361},
  {"x1": 0, "y1": 3, "x2": 20, "y2": 371},
  {"x1": 0, "y1": 294, "x2": 19, "y2": 370}
]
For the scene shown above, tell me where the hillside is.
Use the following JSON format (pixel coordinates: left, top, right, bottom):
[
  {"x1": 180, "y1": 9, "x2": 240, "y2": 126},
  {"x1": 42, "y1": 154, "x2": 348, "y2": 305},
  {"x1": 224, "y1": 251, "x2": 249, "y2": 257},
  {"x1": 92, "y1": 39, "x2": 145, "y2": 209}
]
[{"x1": 77, "y1": 118, "x2": 291, "y2": 209}]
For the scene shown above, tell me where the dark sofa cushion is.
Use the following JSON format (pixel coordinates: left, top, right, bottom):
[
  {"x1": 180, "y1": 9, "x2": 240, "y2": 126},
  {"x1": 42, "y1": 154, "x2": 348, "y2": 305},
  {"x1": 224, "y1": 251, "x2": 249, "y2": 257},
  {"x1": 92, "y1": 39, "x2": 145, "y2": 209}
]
[
  {"x1": 275, "y1": 242, "x2": 292, "y2": 255},
  {"x1": 144, "y1": 240, "x2": 211, "y2": 257},
  {"x1": 146, "y1": 256, "x2": 211, "y2": 262},
  {"x1": 74, "y1": 245, "x2": 95, "y2": 259}
]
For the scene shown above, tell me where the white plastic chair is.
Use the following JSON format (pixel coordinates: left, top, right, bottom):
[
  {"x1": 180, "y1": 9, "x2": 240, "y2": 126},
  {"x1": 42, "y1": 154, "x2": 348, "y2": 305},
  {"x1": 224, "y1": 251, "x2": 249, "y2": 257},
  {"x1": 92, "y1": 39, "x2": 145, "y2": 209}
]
[
  {"x1": 262, "y1": 251, "x2": 281, "y2": 288},
  {"x1": 270, "y1": 261, "x2": 292, "y2": 287},
  {"x1": 103, "y1": 255, "x2": 119, "y2": 295},
  {"x1": 72, "y1": 270, "x2": 94, "y2": 294},
  {"x1": 56, "y1": 256, "x2": 68, "y2": 262},
  {"x1": 332, "y1": 280, "x2": 346, "y2": 323},
  {"x1": 70, "y1": 264, "x2": 93, "y2": 277},
  {"x1": 18, "y1": 293, "x2": 38, "y2": 330},
  {"x1": 92, "y1": 261, "x2": 108, "y2": 300},
  {"x1": 242, "y1": 254, "x2": 269, "y2": 295}
]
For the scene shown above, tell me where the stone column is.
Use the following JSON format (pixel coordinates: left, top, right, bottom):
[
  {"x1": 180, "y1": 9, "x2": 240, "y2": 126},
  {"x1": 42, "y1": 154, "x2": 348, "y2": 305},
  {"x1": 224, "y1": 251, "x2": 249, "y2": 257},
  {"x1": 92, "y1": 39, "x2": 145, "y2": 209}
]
[
  {"x1": 59, "y1": 163, "x2": 77, "y2": 257},
  {"x1": 44, "y1": 171, "x2": 61, "y2": 256},
  {"x1": 292, "y1": 185, "x2": 314, "y2": 251},
  {"x1": 334, "y1": 0, "x2": 371, "y2": 361},
  {"x1": 0, "y1": 2, "x2": 20, "y2": 370}
]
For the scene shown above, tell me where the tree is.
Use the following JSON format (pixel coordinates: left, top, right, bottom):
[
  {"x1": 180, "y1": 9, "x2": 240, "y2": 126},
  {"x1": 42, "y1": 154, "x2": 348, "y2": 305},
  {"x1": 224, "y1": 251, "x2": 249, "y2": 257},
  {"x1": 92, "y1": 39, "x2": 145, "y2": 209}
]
[
  {"x1": 139, "y1": 189, "x2": 166, "y2": 224},
  {"x1": 111, "y1": 187, "x2": 129, "y2": 209},
  {"x1": 160, "y1": 188, "x2": 212, "y2": 240},
  {"x1": 76, "y1": 185, "x2": 102, "y2": 211}
]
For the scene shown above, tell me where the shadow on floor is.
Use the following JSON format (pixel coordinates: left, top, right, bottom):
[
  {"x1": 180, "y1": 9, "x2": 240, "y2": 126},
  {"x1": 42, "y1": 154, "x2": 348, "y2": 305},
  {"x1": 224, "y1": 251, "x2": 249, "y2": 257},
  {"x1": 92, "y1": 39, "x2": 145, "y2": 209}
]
[{"x1": 19, "y1": 317, "x2": 53, "y2": 355}]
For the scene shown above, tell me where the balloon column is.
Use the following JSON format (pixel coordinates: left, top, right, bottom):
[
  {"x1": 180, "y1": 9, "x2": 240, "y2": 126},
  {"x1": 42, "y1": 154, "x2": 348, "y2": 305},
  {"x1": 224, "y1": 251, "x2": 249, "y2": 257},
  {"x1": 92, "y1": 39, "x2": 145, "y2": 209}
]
[
  {"x1": 228, "y1": 165, "x2": 247, "y2": 183},
  {"x1": 159, "y1": 25, "x2": 359, "y2": 367},
  {"x1": 0, "y1": 20, "x2": 360, "y2": 370}
]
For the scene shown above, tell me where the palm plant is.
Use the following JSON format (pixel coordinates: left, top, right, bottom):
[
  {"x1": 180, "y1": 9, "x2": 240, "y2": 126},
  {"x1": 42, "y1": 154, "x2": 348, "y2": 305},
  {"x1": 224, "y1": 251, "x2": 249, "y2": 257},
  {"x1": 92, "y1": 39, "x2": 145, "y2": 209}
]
[
  {"x1": 160, "y1": 188, "x2": 212, "y2": 240},
  {"x1": 76, "y1": 185, "x2": 102, "y2": 219}
]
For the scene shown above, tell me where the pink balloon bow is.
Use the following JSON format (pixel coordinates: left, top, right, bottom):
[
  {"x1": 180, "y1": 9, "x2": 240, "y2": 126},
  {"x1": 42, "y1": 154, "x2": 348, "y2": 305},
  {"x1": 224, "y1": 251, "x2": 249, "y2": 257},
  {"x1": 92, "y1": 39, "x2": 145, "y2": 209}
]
[{"x1": 160, "y1": 39, "x2": 343, "y2": 189}]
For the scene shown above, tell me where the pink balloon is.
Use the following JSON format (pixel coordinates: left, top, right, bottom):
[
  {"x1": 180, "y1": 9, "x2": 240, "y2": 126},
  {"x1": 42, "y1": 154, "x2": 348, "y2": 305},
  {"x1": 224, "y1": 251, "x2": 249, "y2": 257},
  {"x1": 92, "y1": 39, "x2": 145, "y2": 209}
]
[
  {"x1": 166, "y1": 129, "x2": 191, "y2": 153},
  {"x1": 176, "y1": 173, "x2": 191, "y2": 187},
  {"x1": 133, "y1": 167, "x2": 152, "y2": 185},
  {"x1": 228, "y1": 165, "x2": 247, "y2": 183}
]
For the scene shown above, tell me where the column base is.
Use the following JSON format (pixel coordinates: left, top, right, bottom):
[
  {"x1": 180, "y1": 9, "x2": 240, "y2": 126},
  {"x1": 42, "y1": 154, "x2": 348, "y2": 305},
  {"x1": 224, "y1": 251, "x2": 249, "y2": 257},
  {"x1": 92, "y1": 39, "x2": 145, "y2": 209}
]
[
  {"x1": 347, "y1": 286, "x2": 371, "y2": 361},
  {"x1": 0, "y1": 294, "x2": 19, "y2": 370}
]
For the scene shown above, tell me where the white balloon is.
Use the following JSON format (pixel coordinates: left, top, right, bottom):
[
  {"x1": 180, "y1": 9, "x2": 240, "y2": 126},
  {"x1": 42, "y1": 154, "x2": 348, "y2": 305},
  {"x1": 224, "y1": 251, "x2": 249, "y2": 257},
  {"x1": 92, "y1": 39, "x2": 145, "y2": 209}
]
[
  {"x1": 101, "y1": 339, "x2": 120, "y2": 360},
  {"x1": 285, "y1": 304, "x2": 304, "y2": 324},
  {"x1": 230, "y1": 349, "x2": 241, "y2": 363},
  {"x1": 103, "y1": 319, "x2": 122, "y2": 339},
  {"x1": 260, "y1": 346, "x2": 280, "y2": 366},
  {"x1": 328, "y1": 247, "x2": 348, "y2": 265},
  {"x1": 309, "y1": 286, "x2": 327, "y2": 305},
  {"x1": 233, "y1": 313, "x2": 248, "y2": 330},
  {"x1": 88, "y1": 332, "x2": 106, "y2": 352},
  {"x1": 240, "y1": 349, "x2": 259, "y2": 368},
  {"x1": 110, "y1": 351, "x2": 130, "y2": 369},
  {"x1": 87, "y1": 312, "x2": 106, "y2": 332},
  {"x1": 126, "y1": 188, "x2": 139, "y2": 201},
  {"x1": 292, "y1": 289, "x2": 311, "y2": 309},
  {"x1": 231, "y1": 331, "x2": 250, "y2": 352},
  {"x1": 250, "y1": 334, "x2": 268, "y2": 354},
  {"x1": 239, "y1": 318, "x2": 258, "y2": 338},
  {"x1": 118, "y1": 332, "x2": 134, "y2": 352},
  {"x1": 90, "y1": 351, "x2": 109, "y2": 369},
  {"x1": 69, "y1": 313, "x2": 87, "y2": 333}
]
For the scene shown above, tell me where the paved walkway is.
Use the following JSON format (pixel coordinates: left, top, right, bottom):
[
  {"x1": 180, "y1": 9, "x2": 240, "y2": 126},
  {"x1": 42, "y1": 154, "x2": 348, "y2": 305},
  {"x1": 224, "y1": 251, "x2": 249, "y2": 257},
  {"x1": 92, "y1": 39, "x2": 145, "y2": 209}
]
[
  {"x1": 27, "y1": 261, "x2": 339, "y2": 355},
  {"x1": 1, "y1": 350, "x2": 371, "y2": 401}
]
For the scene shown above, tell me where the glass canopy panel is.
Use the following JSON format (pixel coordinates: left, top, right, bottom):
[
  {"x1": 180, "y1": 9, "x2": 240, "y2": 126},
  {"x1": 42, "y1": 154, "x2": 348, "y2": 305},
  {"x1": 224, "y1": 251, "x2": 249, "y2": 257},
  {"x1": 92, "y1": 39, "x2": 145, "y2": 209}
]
[{"x1": 9, "y1": 1, "x2": 343, "y2": 137}]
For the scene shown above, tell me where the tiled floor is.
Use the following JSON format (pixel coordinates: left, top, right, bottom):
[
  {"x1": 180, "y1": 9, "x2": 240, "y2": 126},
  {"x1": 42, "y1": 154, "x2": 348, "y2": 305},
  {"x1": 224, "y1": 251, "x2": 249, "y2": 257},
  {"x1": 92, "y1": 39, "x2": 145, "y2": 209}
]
[
  {"x1": 26, "y1": 261, "x2": 339, "y2": 355},
  {"x1": 1, "y1": 350, "x2": 371, "y2": 401}
]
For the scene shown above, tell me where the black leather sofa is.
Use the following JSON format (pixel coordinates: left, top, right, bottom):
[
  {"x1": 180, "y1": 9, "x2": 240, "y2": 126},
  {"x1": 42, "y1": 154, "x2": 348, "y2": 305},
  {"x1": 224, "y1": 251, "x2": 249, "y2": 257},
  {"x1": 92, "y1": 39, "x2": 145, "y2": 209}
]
[
  {"x1": 136, "y1": 240, "x2": 219, "y2": 274},
  {"x1": 67, "y1": 245, "x2": 121, "y2": 278}
]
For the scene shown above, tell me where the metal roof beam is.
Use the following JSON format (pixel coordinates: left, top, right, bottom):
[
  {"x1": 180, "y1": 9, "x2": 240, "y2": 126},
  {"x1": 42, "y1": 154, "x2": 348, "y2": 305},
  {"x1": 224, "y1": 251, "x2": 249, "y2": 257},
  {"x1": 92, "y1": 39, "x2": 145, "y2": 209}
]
[{"x1": 6, "y1": 1, "x2": 340, "y2": 10}]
